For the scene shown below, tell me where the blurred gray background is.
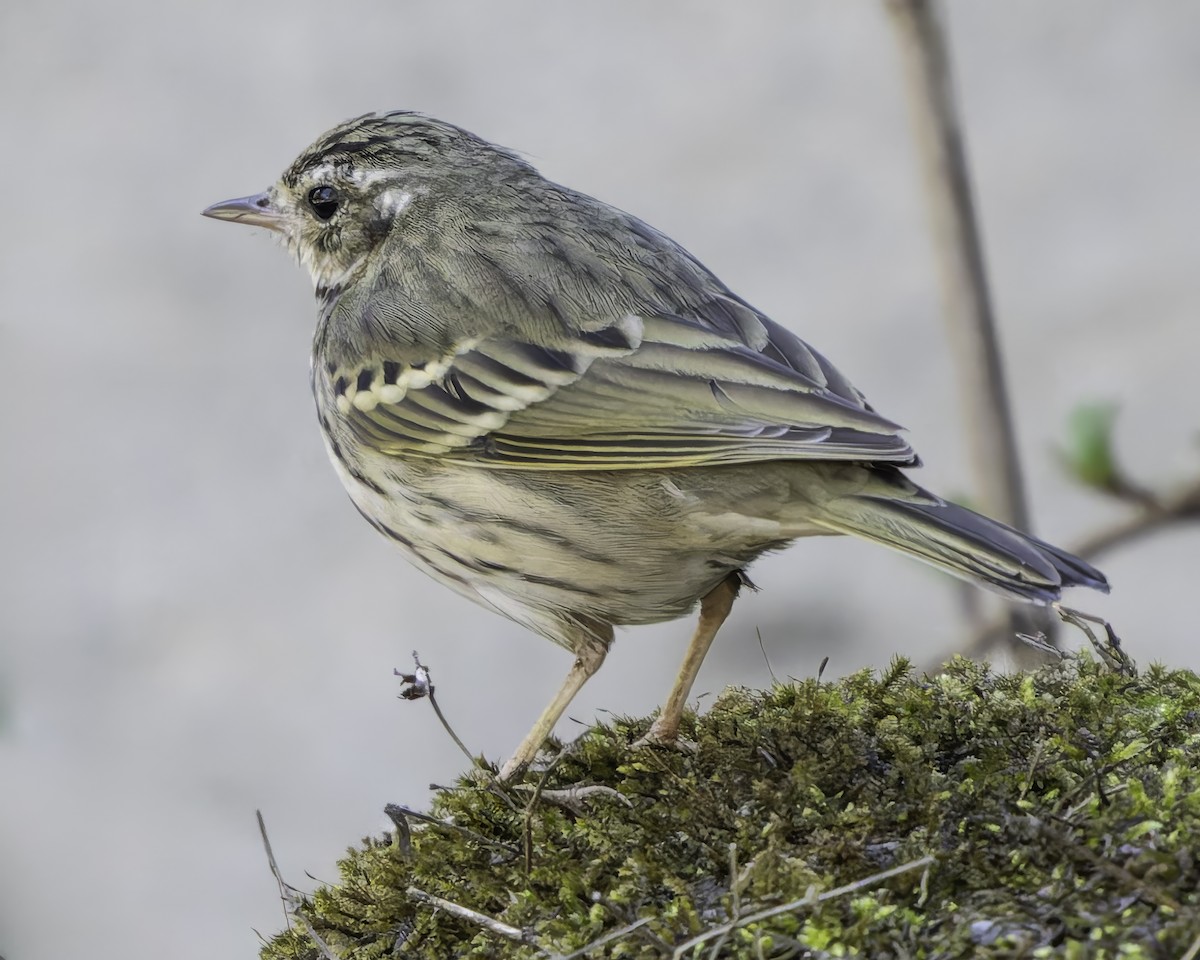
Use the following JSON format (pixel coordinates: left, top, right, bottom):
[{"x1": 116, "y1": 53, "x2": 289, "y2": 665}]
[{"x1": 1, "y1": 2, "x2": 1197, "y2": 957}]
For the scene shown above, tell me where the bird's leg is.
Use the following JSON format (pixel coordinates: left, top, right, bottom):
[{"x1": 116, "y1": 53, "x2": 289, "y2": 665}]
[
  {"x1": 499, "y1": 624, "x2": 612, "y2": 781},
  {"x1": 639, "y1": 572, "x2": 742, "y2": 748}
]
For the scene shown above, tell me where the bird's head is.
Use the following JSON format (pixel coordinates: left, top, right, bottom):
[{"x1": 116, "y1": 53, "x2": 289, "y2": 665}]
[{"x1": 203, "y1": 111, "x2": 532, "y2": 294}]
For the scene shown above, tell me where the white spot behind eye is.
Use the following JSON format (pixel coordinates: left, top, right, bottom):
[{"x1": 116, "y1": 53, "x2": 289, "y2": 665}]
[{"x1": 377, "y1": 189, "x2": 413, "y2": 219}]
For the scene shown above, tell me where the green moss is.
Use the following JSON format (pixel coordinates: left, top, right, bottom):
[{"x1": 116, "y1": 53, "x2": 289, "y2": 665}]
[{"x1": 261, "y1": 656, "x2": 1200, "y2": 958}]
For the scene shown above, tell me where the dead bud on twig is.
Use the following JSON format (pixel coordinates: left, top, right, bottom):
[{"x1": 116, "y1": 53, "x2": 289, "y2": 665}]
[{"x1": 394, "y1": 650, "x2": 478, "y2": 768}]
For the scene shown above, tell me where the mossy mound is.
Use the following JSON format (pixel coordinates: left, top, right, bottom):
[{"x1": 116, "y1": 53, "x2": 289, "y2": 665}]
[{"x1": 261, "y1": 656, "x2": 1200, "y2": 958}]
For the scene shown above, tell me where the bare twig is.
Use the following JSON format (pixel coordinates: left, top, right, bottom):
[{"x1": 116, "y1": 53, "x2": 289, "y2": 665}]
[
  {"x1": 672, "y1": 854, "x2": 937, "y2": 957},
  {"x1": 383, "y1": 803, "x2": 412, "y2": 858},
  {"x1": 728, "y1": 842, "x2": 743, "y2": 918},
  {"x1": 1070, "y1": 477, "x2": 1200, "y2": 558},
  {"x1": 947, "y1": 475, "x2": 1200, "y2": 664},
  {"x1": 702, "y1": 843, "x2": 744, "y2": 959},
  {"x1": 294, "y1": 916, "x2": 341, "y2": 960},
  {"x1": 755, "y1": 626, "x2": 778, "y2": 684},
  {"x1": 1016, "y1": 729, "x2": 1049, "y2": 805},
  {"x1": 884, "y1": 0, "x2": 1031, "y2": 532},
  {"x1": 1030, "y1": 818, "x2": 1181, "y2": 912},
  {"x1": 916, "y1": 858, "x2": 932, "y2": 908},
  {"x1": 405, "y1": 886, "x2": 549, "y2": 952},
  {"x1": 1011, "y1": 604, "x2": 1131, "y2": 675},
  {"x1": 382, "y1": 802, "x2": 519, "y2": 855},
  {"x1": 1014, "y1": 631, "x2": 1066, "y2": 663},
  {"x1": 257, "y1": 810, "x2": 340, "y2": 960},
  {"x1": 395, "y1": 651, "x2": 478, "y2": 768},
  {"x1": 884, "y1": 0, "x2": 1051, "y2": 650},
  {"x1": 522, "y1": 740, "x2": 581, "y2": 873},
  {"x1": 257, "y1": 810, "x2": 295, "y2": 931},
  {"x1": 512, "y1": 783, "x2": 633, "y2": 809},
  {"x1": 558, "y1": 918, "x2": 653, "y2": 960},
  {"x1": 978, "y1": 605, "x2": 1131, "y2": 677}
]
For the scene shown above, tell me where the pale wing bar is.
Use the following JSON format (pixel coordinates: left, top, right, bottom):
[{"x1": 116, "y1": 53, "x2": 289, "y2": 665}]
[{"x1": 334, "y1": 317, "x2": 914, "y2": 467}]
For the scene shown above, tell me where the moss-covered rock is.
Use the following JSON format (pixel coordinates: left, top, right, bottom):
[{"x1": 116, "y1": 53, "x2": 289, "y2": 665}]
[{"x1": 261, "y1": 656, "x2": 1200, "y2": 958}]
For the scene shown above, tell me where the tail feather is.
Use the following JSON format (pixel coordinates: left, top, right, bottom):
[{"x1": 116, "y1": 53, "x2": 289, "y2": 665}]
[{"x1": 813, "y1": 487, "x2": 1108, "y2": 605}]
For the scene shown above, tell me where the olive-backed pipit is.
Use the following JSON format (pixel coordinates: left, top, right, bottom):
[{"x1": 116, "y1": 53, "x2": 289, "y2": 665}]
[{"x1": 204, "y1": 112, "x2": 1107, "y2": 778}]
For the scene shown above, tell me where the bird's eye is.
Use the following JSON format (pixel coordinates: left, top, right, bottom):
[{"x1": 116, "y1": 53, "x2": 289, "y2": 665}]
[{"x1": 307, "y1": 185, "x2": 340, "y2": 221}]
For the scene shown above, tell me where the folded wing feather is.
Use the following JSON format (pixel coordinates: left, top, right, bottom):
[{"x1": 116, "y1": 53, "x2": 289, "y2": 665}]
[{"x1": 330, "y1": 297, "x2": 915, "y2": 469}]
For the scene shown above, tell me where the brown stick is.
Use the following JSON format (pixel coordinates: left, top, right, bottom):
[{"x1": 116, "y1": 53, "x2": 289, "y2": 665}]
[
  {"x1": 884, "y1": 0, "x2": 1052, "y2": 648},
  {"x1": 1071, "y1": 480, "x2": 1200, "y2": 558},
  {"x1": 884, "y1": 0, "x2": 1031, "y2": 533}
]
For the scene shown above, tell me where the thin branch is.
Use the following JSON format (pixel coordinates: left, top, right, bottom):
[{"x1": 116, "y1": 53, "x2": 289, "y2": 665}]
[
  {"x1": 405, "y1": 886, "x2": 549, "y2": 952},
  {"x1": 948, "y1": 474, "x2": 1200, "y2": 663},
  {"x1": 522, "y1": 739, "x2": 580, "y2": 874},
  {"x1": 755, "y1": 627, "x2": 778, "y2": 685},
  {"x1": 383, "y1": 804, "x2": 413, "y2": 858},
  {"x1": 884, "y1": 0, "x2": 1031, "y2": 533},
  {"x1": 1030, "y1": 818, "x2": 1181, "y2": 913},
  {"x1": 257, "y1": 810, "x2": 340, "y2": 960},
  {"x1": 382, "y1": 802, "x2": 520, "y2": 855},
  {"x1": 916, "y1": 858, "x2": 932, "y2": 908},
  {"x1": 294, "y1": 916, "x2": 341, "y2": 960},
  {"x1": 703, "y1": 844, "x2": 744, "y2": 960},
  {"x1": 257, "y1": 809, "x2": 295, "y2": 932},
  {"x1": 727, "y1": 842, "x2": 743, "y2": 919},
  {"x1": 558, "y1": 918, "x2": 652, "y2": 960},
  {"x1": 672, "y1": 854, "x2": 937, "y2": 957},
  {"x1": 395, "y1": 651, "x2": 478, "y2": 768},
  {"x1": 1071, "y1": 478, "x2": 1200, "y2": 558},
  {"x1": 512, "y1": 783, "x2": 633, "y2": 809},
  {"x1": 885, "y1": 0, "x2": 1051, "y2": 650}
]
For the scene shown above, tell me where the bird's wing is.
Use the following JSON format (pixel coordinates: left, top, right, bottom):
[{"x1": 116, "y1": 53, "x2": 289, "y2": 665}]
[{"x1": 323, "y1": 283, "x2": 914, "y2": 471}]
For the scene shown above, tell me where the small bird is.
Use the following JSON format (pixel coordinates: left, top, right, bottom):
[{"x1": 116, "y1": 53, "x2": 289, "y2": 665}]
[{"x1": 204, "y1": 111, "x2": 1107, "y2": 778}]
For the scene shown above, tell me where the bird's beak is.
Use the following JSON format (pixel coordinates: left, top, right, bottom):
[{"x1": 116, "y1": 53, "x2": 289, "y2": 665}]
[{"x1": 201, "y1": 191, "x2": 286, "y2": 232}]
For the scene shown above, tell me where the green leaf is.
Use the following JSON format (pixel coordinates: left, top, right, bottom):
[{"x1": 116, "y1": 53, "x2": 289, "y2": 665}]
[{"x1": 1060, "y1": 402, "x2": 1120, "y2": 492}]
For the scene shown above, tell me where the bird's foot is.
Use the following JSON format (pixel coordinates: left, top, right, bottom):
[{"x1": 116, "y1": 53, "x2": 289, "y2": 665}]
[
  {"x1": 497, "y1": 753, "x2": 532, "y2": 782},
  {"x1": 632, "y1": 718, "x2": 698, "y2": 754}
]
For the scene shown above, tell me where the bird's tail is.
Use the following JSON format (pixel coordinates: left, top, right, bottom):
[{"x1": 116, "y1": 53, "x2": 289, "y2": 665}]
[{"x1": 809, "y1": 472, "x2": 1108, "y2": 605}]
